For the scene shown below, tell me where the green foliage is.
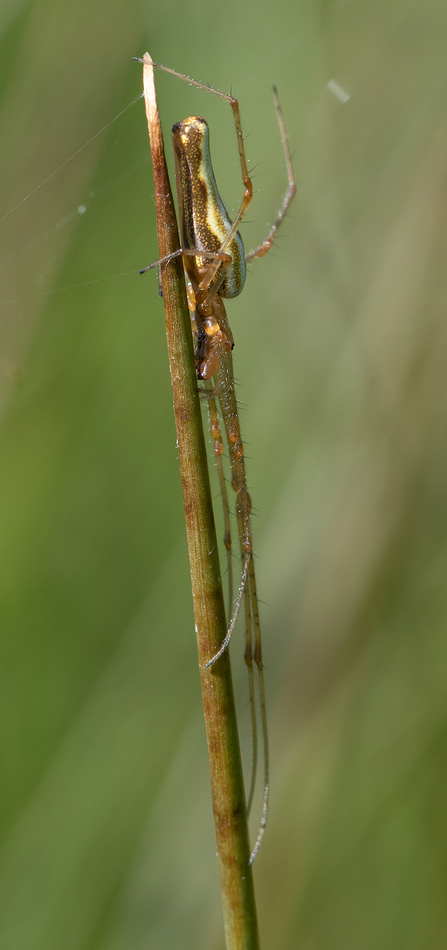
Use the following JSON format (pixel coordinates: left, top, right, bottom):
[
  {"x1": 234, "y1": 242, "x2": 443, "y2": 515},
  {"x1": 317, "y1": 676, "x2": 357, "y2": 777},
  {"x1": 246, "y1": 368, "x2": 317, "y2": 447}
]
[{"x1": 1, "y1": 1, "x2": 447, "y2": 948}]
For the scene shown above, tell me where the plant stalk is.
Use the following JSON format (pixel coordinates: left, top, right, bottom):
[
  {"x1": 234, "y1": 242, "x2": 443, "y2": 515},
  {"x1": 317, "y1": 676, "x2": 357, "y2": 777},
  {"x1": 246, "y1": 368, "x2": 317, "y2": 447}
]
[{"x1": 140, "y1": 52, "x2": 260, "y2": 950}]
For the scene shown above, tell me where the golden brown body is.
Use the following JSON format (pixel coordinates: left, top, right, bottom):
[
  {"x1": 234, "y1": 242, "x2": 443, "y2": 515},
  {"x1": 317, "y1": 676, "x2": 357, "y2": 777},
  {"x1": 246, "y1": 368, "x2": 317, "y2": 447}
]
[{"x1": 172, "y1": 116, "x2": 246, "y2": 300}]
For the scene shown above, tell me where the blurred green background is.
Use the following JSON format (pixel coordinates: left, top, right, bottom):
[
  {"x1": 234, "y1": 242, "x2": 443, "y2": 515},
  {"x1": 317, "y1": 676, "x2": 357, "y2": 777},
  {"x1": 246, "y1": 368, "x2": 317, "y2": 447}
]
[{"x1": 1, "y1": 1, "x2": 447, "y2": 948}]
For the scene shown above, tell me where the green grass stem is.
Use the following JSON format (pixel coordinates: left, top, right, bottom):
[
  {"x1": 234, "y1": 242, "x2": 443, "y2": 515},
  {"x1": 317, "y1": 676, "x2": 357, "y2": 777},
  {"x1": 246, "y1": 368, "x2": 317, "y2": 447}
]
[{"x1": 140, "y1": 53, "x2": 260, "y2": 950}]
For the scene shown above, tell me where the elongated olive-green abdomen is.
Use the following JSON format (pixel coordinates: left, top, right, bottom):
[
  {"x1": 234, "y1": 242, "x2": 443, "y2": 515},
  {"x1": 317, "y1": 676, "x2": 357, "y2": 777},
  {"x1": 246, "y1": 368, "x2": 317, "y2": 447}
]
[{"x1": 172, "y1": 116, "x2": 246, "y2": 298}]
